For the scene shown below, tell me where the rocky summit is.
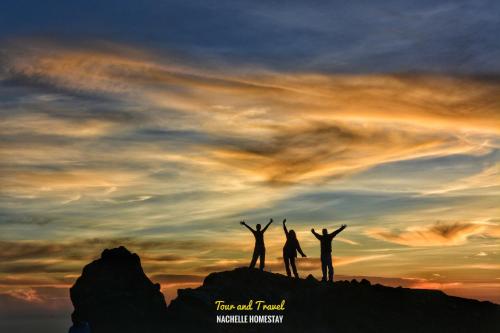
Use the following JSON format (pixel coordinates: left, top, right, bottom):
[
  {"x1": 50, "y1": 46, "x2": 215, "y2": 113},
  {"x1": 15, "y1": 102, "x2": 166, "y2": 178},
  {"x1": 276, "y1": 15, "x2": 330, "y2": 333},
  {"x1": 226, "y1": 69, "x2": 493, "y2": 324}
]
[
  {"x1": 169, "y1": 267, "x2": 500, "y2": 333},
  {"x1": 70, "y1": 246, "x2": 168, "y2": 333},
  {"x1": 70, "y1": 247, "x2": 500, "y2": 333}
]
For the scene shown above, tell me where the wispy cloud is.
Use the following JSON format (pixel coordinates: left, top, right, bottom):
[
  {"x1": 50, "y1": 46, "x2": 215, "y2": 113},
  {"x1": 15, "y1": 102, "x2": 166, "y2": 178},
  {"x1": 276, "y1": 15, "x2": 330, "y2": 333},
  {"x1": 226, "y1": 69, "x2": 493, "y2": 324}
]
[
  {"x1": 1, "y1": 41, "x2": 498, "y2": 192},
  {"x1": 366, "y1": 221, "x2": 487, "y2": 246},
  {"x1": 423, "y1": 163, "x2": 500, "y2": 195}
]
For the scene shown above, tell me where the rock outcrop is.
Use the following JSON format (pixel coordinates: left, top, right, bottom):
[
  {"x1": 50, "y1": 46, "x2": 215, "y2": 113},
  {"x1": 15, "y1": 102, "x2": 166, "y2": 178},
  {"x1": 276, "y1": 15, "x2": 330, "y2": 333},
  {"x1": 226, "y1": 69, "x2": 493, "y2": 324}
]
[
  {"x1": 70, "y1": 248, "x2": 500, "y2": 333},
  {"x1": 169, "y1": 267, "x2": 500, "y2": 333},
  {"x1": 70, "y1": 246, "x2": 167, "y2": 333}
]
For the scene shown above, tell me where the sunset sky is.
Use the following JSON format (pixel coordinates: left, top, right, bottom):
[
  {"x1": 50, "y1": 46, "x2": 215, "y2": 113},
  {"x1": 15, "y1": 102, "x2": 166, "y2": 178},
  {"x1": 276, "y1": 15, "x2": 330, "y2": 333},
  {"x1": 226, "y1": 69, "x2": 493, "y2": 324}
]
[{"x1": 1, "y1": 1, "x2": 499, "y2": 331}]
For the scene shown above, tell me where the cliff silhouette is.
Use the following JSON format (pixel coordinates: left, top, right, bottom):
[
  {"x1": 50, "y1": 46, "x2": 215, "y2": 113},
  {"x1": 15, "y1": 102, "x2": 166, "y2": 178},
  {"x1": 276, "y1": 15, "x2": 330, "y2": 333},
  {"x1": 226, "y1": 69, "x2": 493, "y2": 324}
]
[
  {"x1": 70, "y1": 247, "x2": 168, "y2": 333},
  {"x1": 70, "y1": 247, "x2": 500, "y2": 333}
]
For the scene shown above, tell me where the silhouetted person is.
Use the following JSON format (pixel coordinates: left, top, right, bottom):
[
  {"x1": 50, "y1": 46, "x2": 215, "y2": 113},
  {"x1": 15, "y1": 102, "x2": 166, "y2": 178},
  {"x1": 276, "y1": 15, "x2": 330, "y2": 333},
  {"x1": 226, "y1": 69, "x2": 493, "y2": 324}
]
[
  {"x1": 282, "y1": 219, "x2": 306, "y2": 278},
  {"x1": 68, "y1": 312, "x2": 91, "y2": 333},
  {"x1": 240, "y1": 218, "x2": 273, "y2": 270},
  {"x1": 311, "y1": 224, "x2": 347, "y2": 282}
]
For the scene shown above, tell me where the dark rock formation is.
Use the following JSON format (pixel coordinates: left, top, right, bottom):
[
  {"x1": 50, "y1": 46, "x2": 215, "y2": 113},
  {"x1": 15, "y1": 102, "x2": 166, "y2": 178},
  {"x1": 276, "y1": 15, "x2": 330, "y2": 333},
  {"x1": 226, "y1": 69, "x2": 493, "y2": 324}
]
[
  {"x1": 168, "y1": 267, "x2": 500, "y2": 333},
  {"x1": 70, "y1": 246, "x2": 167, "y2": 333},
  {"x1": 70, "y1": 248, "x2": 500, "y2": 333}
]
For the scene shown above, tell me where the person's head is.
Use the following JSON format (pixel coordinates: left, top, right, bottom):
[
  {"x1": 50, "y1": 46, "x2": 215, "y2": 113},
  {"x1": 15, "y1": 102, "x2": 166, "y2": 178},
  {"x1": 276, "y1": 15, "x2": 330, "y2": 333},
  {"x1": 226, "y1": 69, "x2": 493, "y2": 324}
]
[
  {"x1": 256, "y1": 224, "x2": 261, "y2": 231},
  {"x1": 289, "y1": 230, "x2": 296, "y2": 239},
  {"x1": 322, "y1": 228, "x2": 328, "y2": 235}
]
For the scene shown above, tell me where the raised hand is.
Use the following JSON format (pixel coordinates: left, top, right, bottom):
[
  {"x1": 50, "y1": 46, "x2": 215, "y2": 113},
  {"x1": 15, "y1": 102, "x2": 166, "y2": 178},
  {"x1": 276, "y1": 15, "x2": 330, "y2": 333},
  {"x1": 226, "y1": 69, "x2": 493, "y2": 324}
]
[
  {"x1": 240, "y1": 221, "x2": 246, "y2": 225},
  {"x1": 341, "y1": 224, "x2": 347, "y2": 228},
  {"x1": 311, "y1": 228, "x2": 315, "y2": 233},
  {"x1": 269, "y1": 218, "x2": 274, "y2": 223},
  {"x1": 283, "y1": 219, "x2": 287, "y2": 224}
]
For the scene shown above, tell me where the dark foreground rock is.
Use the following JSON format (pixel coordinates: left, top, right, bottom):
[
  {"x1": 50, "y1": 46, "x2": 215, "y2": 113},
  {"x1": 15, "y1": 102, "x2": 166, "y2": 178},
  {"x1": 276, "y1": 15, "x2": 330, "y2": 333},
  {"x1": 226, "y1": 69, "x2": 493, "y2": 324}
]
[
  {"x1": 70, "y1": 247, "x2": 500, "y2": 333},
  {"x1": 169, "y1": 267, "x2": 500, "y2": 333},
  {"x1": 70, "y1": 246, "x2": 168, "y2": 333}
]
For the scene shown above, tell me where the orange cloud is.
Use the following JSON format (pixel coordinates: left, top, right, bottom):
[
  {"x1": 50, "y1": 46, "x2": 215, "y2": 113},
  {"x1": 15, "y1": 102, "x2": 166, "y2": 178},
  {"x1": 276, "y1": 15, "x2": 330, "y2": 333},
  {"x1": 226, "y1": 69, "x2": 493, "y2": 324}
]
[
  {"x1": 6, "y1": 288, "x2": 43, "y2": 303},
  {"x1": 0, "y1": 169, "x2": 144, "y2": 197},
  {"x1": 4, "y1": 42, "x2": 500, "y2": 130},
  {"x1": 211, "y1": 122, "x2": 472, "y2": 183},
  {"x1": 366, "y1": 222, "x2": 486, "y2": 246},
  {"x1": 0, "y1": 113, "x2": 118, "y2": 138},
  {"x1": 2, "y1": 41, "x2": 499, "y2": 185}
]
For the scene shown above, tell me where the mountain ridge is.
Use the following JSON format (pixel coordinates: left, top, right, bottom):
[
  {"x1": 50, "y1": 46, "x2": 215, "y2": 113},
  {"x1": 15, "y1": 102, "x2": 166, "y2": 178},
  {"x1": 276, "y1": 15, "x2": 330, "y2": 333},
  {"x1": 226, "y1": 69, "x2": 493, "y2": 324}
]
[
  {"x1": 169, "y1": 267, "x2": 500, "y2": 332},
  {"x1": 70, "y1": 247, "x2": 500, "y2": 333}
]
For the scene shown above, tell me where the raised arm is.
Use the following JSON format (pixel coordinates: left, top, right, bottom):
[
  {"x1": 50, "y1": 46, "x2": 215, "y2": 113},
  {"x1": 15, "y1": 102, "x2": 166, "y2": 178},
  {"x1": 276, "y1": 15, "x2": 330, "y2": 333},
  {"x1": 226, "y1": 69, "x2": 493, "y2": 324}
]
[
  {"x1": 282, "y1": 219, "x2": 288, "y2": 236},
  {"x1": 240, "y1": 221, "x2": 255, "y2": 233},
  {"x1": 262, "y1": 218, "x2": 273, "y2": 233},
  {"x1": 330, "y1": 224, "x2": 347, "y2": 238},
  {"x1": 311, "y1": 228, "x2": 321, "y2": 240}
]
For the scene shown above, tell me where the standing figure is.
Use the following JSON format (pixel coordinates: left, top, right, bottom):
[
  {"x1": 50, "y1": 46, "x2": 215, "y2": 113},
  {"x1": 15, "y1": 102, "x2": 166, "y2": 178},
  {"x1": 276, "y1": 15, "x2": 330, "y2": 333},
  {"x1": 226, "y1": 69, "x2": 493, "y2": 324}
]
[
  {"x1": 240, "y1": 218, "x2": 273, "y2": 270},
  {"x1": 282, "y1": 219, "x2": 306, "y2": 278},
  {"x1": 311, "y1": 224, "x2": 347, "y2": 282}
]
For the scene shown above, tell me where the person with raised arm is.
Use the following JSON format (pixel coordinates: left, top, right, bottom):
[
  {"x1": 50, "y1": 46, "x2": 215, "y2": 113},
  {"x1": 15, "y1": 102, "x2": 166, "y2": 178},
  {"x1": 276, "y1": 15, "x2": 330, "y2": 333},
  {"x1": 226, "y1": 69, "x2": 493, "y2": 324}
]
[
  {"x1": 282, "y1": 219, "x2": 306, "y2": 278},
  {"x1": 240, "y1": 218, "x2": 273, "y2": 270},
  {"x1": 311, "y1": 224, "x2": 347, "y2": 282}
]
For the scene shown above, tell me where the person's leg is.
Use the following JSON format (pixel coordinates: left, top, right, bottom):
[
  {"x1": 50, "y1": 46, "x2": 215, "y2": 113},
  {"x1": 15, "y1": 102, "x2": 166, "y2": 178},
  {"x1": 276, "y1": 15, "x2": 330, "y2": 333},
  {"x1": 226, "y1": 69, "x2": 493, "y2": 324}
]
[
  {"x1": 290, "y1": 257, "x2": 299, "y2": 278},
  {"x1": 284, "y1": 256, "x2": 291, "y2": 277},
  {"x1": 249, "y1": 248, "x2": 258, "y2": 269},
  {"x1": 327, "y1": 254, "x2": 334, "y2": 282},
  {"x1": 259, "y1": 248, "x2": 266, "y2": 270},
  {"x1": 320, "y1": 255, "x2": 327, "y2": 281}
]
